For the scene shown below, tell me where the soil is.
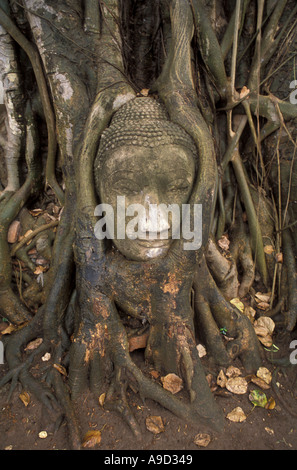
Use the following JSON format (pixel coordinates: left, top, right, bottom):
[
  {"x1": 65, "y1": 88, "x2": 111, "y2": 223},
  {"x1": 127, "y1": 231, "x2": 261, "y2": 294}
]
[{"x1": 0, "y1": 334, "x2": 297, "y2": 452}]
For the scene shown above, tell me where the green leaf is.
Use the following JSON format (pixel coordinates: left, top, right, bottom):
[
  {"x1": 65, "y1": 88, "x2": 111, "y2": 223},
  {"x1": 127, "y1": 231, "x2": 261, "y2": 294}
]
[{"x1": 249, "y1": 389, "x2": 268, "y2": 408}]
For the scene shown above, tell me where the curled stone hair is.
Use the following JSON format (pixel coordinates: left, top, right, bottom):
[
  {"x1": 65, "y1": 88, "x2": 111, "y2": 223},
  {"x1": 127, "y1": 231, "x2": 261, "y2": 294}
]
[{"x1": 94, "y1": 97, "x2": 198, "y2": 182}]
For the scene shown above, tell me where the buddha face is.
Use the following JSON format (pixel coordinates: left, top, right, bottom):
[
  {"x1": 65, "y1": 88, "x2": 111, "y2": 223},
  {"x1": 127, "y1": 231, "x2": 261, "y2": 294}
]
[{"x1": 98, "y1": 144, "x2": 196, "y2": 261}]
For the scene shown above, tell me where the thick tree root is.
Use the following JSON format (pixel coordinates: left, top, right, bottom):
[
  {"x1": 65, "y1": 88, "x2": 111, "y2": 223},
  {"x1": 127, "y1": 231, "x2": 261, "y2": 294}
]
[{"x1": 194, "y1": 256, "x2": 263, "y2": 373}]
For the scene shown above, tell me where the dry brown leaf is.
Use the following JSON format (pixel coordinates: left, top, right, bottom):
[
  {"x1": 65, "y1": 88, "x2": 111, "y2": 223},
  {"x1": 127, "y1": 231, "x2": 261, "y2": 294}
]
[
  {"x1": 53, "y1": 363, "x2": 67, "y2": 376},
  {"x1": 226, "y1": 366, "x2": 242, "y2": 378},
  {"x1": 239, "y1": 86, "x2": 250, "y2": 99},
  {"x1": 255, "y1": 317, "x2": 275, "y2": 335},
  {"x1": 250, "y1": 375, "x2": 271, "y2": 390},
  {"x1": 150, "y1": 370, "x2": 160, "y2": 379},
  {"x1": 226, "y1": 377, "x2": 248, "y2": 394},
  {"x1": 217, "y1": 235, "x2": 230, "y2": 251},
  {"x1": 34, "y1": 266, "x2": 47, "y2": 275},
  {"x1": 196, "y1": 344, "x2": 207, "y2": 358},
  {"x1": 1, "y1": 324, "x2": 17, "y2": 335},
  {"x1": 257, "y1": 302, "x2": 270, "y2": 310},
  {"x1": 140, "y1": 88, "x2": 150, "y2": 96},
  {"x1": 128, "y1": 332, "x2": 149, "y2": 352},
  {"x1": 257, "y1": 367, "x2": 272, "y2": 385},
  {"x1": 146, "y1": 416, "x2": 165, "y2": 434},
  {"x1": 265, "y1": 427, "x2": 274, "y2": 435},
  {"x1": 255, "y1": 292, "x2": 271, "y2": 303},
  {"x1": 194, "y1": 433, "x2": 211, "y2": 447},
  {"x1": 226, "y1": 407, "x2": 246, "y2": 422},
  {"x1": 264, "y1": 245, "x2": 274, "y2": 255},
  {"x1": 258, "y1": 335, "x2": 273, "y2": 347},
  {"x1": 217, "y1": 370, "x2": 227, "y2": 388},
  {"x1": 82, "y1": 430, "x2": 102, "y2": 448},
  {"x1": 161, "y1": 373, "x2": 183, "y2": 394},
  {"x1": 254, "y1": 325, "x2": 269, "y2": 337},
  {"x1": 244, "y1": 306, "x2": 256, "y2": 322},
  {"x1": 29, "y1": 209, "x2": 44, "y2": 217},
  {"x1": 99, "y1": 393, "x2": 106, "y2": 407},
  {"x1": 24, "y1": 338, "x2": 43, "y2": 351},
  {"x1": 19, "y1": 391, "x2": 30, "y2": 407},
  {"x1": 7, "y1": 220, "x2": 21, "y2": 244},
  {"x1": 41, "y1": 352, "x2": 51, "y2": 361},
  {"x1": 206, "y1": 373, "x2": 217, "y2": 392}
]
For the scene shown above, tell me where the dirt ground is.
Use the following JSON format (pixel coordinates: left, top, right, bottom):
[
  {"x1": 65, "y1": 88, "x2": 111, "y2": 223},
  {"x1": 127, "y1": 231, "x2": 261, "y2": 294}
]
[{"x1": 0, "y1": 335, "x2": 297, "y2": 452}]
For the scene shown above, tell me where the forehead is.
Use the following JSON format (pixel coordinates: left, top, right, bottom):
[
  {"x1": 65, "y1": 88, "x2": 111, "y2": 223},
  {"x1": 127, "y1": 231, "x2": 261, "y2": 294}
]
[{"x1": 101, "y1": 144, "x2": 196, "y2": 174}]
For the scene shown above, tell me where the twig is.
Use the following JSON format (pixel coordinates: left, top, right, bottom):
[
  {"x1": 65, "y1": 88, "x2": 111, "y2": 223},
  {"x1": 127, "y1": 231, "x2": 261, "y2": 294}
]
[{"x1": 11, "y1": 220, "x2": 59, "y2": 256}]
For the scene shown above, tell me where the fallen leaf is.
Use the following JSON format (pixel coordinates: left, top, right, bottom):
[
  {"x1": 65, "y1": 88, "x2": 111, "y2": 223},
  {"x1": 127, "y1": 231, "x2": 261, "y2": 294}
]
[
  {"x1": 239, "y1": 86, "x2": 250, "y2": 99},
  {"x1": 29, "y1": 209, "x2": 44, "y2": 217},
  {"x1": 24, "y1": 338, "x2": 43, "y2": 351},
  {"x1": 264, "y1": 245, "x2": 274, "y2": 255},
  {"x1": 34, "y1": 265, "x2": 47, "y2": 275},
  {"x1": 255, "y1": 292, "x2": 271, "y2": 303},
  {"x1": 230, "y1": 298, "x2": 245, "y2": 312},
  {"x1": 82, "y1": 430, "x2": 102, "y2": 448},
  {"x1": 194, "y1": 433, "x2": 211, "y2": 447},
  {"x1": 1, "y1": 324, "x2": 17, "y2": 335},
  {"x1": 256, "y1": 367, "x2": 272, "y2": 385},
  {"x1": 250, "y1": 375, "x2": 271, "y2": 390},
  {"x1": 249, "y1": 389, "x2": 268, "y2": 408},
  {"x1": 244, "y1": 306, "x2": 256, "y2": 322},
  {"x1": 265, "y1": 427, "x2": 274, "y2": 435},
  {"x1": 206, "y1": 373, "x2": 217, "y2": 392},
  {"x1": 217, "y1": 370, "x2": 227, "y2": 388},
  {"x1": 258, "y1": 335, "x2": 273, "y2": 347},
  {"x1": 140, "y1": 88, "x2": 150, "y2": 96},
  {"x1": 265, "y1": 397, "x2": 276, "y2": 410},
  {"x1": 226, "y1": 377, "x2": 248, "y2": 394},
  {"x1": 146, "y1": 416, "x2": 165, "y2": 434},
  {"x1": 53, "y1": 363, "x2": 67, "y2": 376},
  {"x1": 7, "y1": 220, "x2": 21, "y2": 244},
  {"x1": 41, "y1": 352, "x2": 51, "y2": 361},
  {"x1": 128, "y1": 332, "x2": 149, "y2": 352},
  {"x1": 19, "y1": 391, "x2": 30, "y2": 407},
  {"x1": 99, "y1": 393, "x2": 106, "y2": 407},
  {"x1": 196, "y1": 344, "x2": 207, "y2": 357},
  {"x1": 150, "y1": 370, "x2": 160, "y2": 379},
  {"x1": 161, "y1": 373, "x2": 183, "y2": 394},
  {"x1": 226, "y1": 407, "x2": 247, "y2": 422},
  {"x1": 226, "y1": 366, "x2": 242, "y2": 378},
  {"x1": 217, "y1": 235, "x2": 230, "y2": 251},
  {"x1": 255, "y1": 317, "x2": 275, "y2": 335},
  {"x1": 256, "y1": 302, "x2": 270, "y2": 310}
]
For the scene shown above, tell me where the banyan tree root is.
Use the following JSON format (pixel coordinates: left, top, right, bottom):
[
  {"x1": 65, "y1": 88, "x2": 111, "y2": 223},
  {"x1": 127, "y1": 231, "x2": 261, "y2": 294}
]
[{"x1": 194, "y1": 255, "x2": 263, "y2": 373}]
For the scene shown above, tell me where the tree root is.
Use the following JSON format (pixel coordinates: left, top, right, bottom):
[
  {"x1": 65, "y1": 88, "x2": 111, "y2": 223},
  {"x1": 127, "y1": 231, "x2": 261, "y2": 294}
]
[{"x1": 194, "y1": 255, "x2": 263, "y2": 373}]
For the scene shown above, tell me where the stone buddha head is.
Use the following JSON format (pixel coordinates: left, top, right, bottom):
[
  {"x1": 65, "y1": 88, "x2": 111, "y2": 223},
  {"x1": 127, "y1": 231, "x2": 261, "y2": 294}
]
[{"x1": 94, "y1": 97, "x2": 198, "y2": 261}]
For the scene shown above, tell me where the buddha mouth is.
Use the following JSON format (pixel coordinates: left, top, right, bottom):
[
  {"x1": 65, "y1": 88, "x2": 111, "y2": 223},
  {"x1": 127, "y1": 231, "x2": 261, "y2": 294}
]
[{"x1": 136, "y1": 239, "x2": 171, "y2": 248}]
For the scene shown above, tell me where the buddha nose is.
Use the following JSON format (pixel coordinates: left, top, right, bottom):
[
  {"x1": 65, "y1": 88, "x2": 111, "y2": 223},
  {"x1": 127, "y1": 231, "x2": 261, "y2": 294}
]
[{"x1": 138, "y1": 194, "x2": 170, "y2": 235}]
